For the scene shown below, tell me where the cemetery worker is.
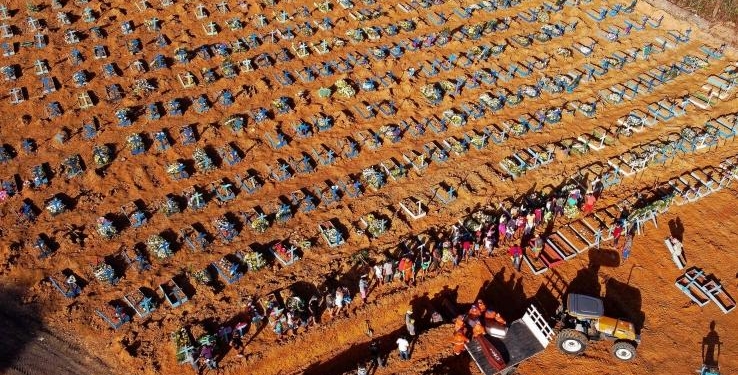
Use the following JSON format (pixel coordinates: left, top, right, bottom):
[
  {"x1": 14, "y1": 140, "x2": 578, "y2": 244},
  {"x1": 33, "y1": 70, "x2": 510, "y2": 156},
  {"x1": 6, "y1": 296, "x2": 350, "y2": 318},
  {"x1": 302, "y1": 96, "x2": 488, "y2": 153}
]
[
  {"x1": 613, "y1": 222, "x2": 624, "y2": 246},
  {"x1": 509, "y1": 244, "x2": 523, "y2": 271},
  {"x1": 484, "y1": 308, "x2": 507, "y2": 326},
  {"x1": 383, "y1": 260, "x2": 394, "y2": 283},
  {"x1": 368, "y1": 340, "x2": 384, "y2": 367},
  {"x1": 454, "y1": 315, "x2": 466, "y2": 332},
  {"x1": 359, "y1": 275, "x2": 369, "y2": 303},
  {"x1": 468, "y1": 303, "x2": 482, "y2": 321},
  {"x1": 452, "y1": 331, "x2": 469, "y2": 355},
  {"x1": 472, "y1": 320, "x2": 486, "y2": 338},
  {"x1": 229, "y1": 330, "x2": 244, "y2": 358},
  {"x1": 476, "y1": 300, "x2": 487, "y2": 315},
  {"x1": 406, "y1": 309, "x2": 416, "y2": 337},
  {"x1": 621, "y1": 235, "x2": 634, "y2": 262},
  {"x1": 374, "y1": 264, "x2": 384, "y2": 285},
  {"x1": 583, "y1": 192, "x2": 597, "y2": 215},
  {"x1": 199, "y1": 345, "x2": 217, "y2": 369},
  {"x1": 529, "y1": 234, "x2": 544, "y2": 259},
  {"x1": 396, "y1": 336, "x2": 410, "y2": 360},
  {"x1": 667, "y1": 236, "x2": 685, "y2": 269}
]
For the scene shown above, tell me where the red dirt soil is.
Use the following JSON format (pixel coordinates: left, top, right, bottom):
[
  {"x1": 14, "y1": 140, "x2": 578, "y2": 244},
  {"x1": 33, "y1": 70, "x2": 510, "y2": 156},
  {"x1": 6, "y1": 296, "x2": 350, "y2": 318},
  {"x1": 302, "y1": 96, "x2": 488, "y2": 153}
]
[{"x1": 0, "y1": 0, "x2": 737, "y2": 374}]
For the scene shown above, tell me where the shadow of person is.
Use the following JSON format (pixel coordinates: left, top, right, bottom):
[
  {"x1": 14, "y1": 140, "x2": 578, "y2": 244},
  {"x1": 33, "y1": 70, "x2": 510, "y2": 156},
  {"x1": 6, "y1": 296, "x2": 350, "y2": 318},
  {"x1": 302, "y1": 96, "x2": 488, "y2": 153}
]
[
  {"x1": 702, "y1": 321, "x2": 722, "y2": 366},
  {"x1": 668, "y1": 217, "x2": 684, "y2": 242}
]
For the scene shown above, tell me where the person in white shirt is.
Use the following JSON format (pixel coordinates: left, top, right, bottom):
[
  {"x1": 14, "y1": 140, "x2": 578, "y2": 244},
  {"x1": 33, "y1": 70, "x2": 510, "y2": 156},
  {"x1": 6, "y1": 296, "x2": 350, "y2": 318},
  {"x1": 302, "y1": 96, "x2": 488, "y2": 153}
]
[{"x1": 396, "y1": 336, "x2": 410, "y2": 360}]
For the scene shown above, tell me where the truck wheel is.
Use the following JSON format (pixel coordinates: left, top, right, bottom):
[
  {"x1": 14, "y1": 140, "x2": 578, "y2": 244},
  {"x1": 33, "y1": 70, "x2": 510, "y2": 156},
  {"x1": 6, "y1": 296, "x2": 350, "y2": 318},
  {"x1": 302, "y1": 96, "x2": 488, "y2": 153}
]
[
  {"x1": 557, "y1": 329, "x2": 587, "y2": 355},
  {"x1": 611, "y1": 341, "x2": 637, "y2": 361}
]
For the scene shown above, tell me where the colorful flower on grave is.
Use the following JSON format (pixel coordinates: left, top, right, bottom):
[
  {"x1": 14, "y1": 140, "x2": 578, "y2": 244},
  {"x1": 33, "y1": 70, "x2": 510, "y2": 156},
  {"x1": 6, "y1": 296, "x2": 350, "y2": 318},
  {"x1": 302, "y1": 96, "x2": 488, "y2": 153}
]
[
  {"x1": 470, "y1": 135, "x2": 486, "y2": 148},
  {"x1": 681, "y1": 127, "x2": 697, "y2": 140},
  {"x1": 147, "y1": 234, "x2": 172, "y2": 259},
  {"x1": 398, "y1": 20, "x2": 415, "y2": 32},
  {"x1": 579, "y1": 103, "x2": 596, "y2": 117},
  {"x1": 250, "y1": 215, "x2": 269, "y2": 233},
  {"x1": 345, "y1": 29, "x2": 363, "y2": 42},
  {"x1": 193, "y1": 148, "x2": 215, "y2": 172},
  {"x1": 161, "y1": 197, "x2": 180, "y2": 216},
  {"x1": 46, "y1": 197, "x2": 65, "y2": 216},
  {"x1": 512, "y1": 35, "x2": 531, "y2": 46},
  {"x1": 555, "y1": 47, "x2": 572, "y2": 58},
  {"x1": 192, "y1": 269, "x2": 213, "y2": 285},
  {"x1": 563, "y1": 204, "x2": 580, "y2": 219},
  {"x1": 444, "y1": 110, "x2": 465, "y2": 127},
  {"x1": 534, "y1": 32, "x2": 551, "y2": 43},
  {"x1": 506, "y1": 94, "x2": 523, "y2": 106},
  {"x1": 242, "y1": 251, "x2": 266, "y2": 271},
  {"x1": 96, "y1": 217, "x2": 117, "y2": 239},
  {"x1": 502, "y1": 159, "x2": 525, "y2": 176},
  {"x1": 420, "y1": 84, "x2": 442, "y2": 102},
  {"x1": 537, "y1": 10, "x2": 550, "y2": 23},
  {"x1": 93, "y1": 261, "x2": 115, "y2": 283},
  {"x1": 92, "y1": 145, "x2": 112, "y2": 166},
  {"x1": 521, "y1": 85, "x2": 539, "y2": 98}
]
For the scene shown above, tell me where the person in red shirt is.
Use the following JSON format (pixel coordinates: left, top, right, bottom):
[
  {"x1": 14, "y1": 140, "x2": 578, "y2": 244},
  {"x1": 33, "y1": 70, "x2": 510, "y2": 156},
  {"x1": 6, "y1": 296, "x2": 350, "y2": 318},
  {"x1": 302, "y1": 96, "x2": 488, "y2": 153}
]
[
  {"x1": 509, "y1": 245, "x2": 522, "y2": 271},
  {"x1": 583, "y1": 192, "x2": 596, "y2": 215},
  {"x1": 613, "y1": 223, "x2": 624, "y2": 246}
]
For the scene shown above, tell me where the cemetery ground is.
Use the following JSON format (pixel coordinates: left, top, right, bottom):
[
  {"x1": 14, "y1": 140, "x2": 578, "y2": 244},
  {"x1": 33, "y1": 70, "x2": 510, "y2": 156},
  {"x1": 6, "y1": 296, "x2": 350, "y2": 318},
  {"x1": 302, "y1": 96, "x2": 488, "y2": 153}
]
[{"x1": 0, "y1": 0, "x2": 737, "y2": 374}]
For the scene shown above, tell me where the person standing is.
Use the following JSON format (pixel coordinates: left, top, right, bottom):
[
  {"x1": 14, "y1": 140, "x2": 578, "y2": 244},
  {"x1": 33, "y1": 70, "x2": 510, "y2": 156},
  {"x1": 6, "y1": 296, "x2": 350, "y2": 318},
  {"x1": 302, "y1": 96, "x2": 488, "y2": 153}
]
[
  {"x1": 368, "y1": 340, "x2": 384, "y2": 368},
  {"x1": 405, "y1": 309, "x2": 416, "y2": 337},
  {"x1": 359, "y1": 275, "x2": 369, "y2": 304},
  {"x1": 613, "y1": 222, "x2": 624, "y2": 246},
  {"x1": 383, "y1": 260, "x2": 394, "y2": 284},
  {"x1": 509, "y1": 244, "x2": 522, "y2": 271},
  {"x1": 396, "y1": 336, "x2": 410, "y2": 360},
  {"x1": 374, "y1": 264, "x2": 383, "y2": 285},
  {"x1": 621, "y1": 235, "x2": 633, "y2": 262}
]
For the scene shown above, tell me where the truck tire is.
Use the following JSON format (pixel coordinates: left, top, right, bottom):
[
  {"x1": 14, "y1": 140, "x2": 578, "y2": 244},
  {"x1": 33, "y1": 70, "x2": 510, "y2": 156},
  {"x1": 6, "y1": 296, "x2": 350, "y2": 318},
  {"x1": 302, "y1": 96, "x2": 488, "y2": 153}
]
[
  {"x1": 557, "y1": 329, "x2": 587, "y2": 355},
  {"x1": 611, "y1": 341, "x2": 637, "y2": 361}
]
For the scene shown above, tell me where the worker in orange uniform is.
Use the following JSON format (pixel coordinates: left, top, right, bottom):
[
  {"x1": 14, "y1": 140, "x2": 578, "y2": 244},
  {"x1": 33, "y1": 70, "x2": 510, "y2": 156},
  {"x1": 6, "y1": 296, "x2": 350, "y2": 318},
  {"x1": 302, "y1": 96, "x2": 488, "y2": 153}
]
[
  {"x1": 484, "y1": 309, "x2": 507, "y2": 326},
  {"x1": 476, "y1": 300, "x2": 487, "y2": 313},
  {"x1": 472, "y1": 321, "x2": 486, "y2": 337},
  {"x1": 468, "y1": 303, "x2": 482, "y2": 320},
  {"x1": 452, "y1": 331, "x2": 469, "y2": 355},
  {"x1": 453, "y1": 315, "x2": 465, "y2": 332}
]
